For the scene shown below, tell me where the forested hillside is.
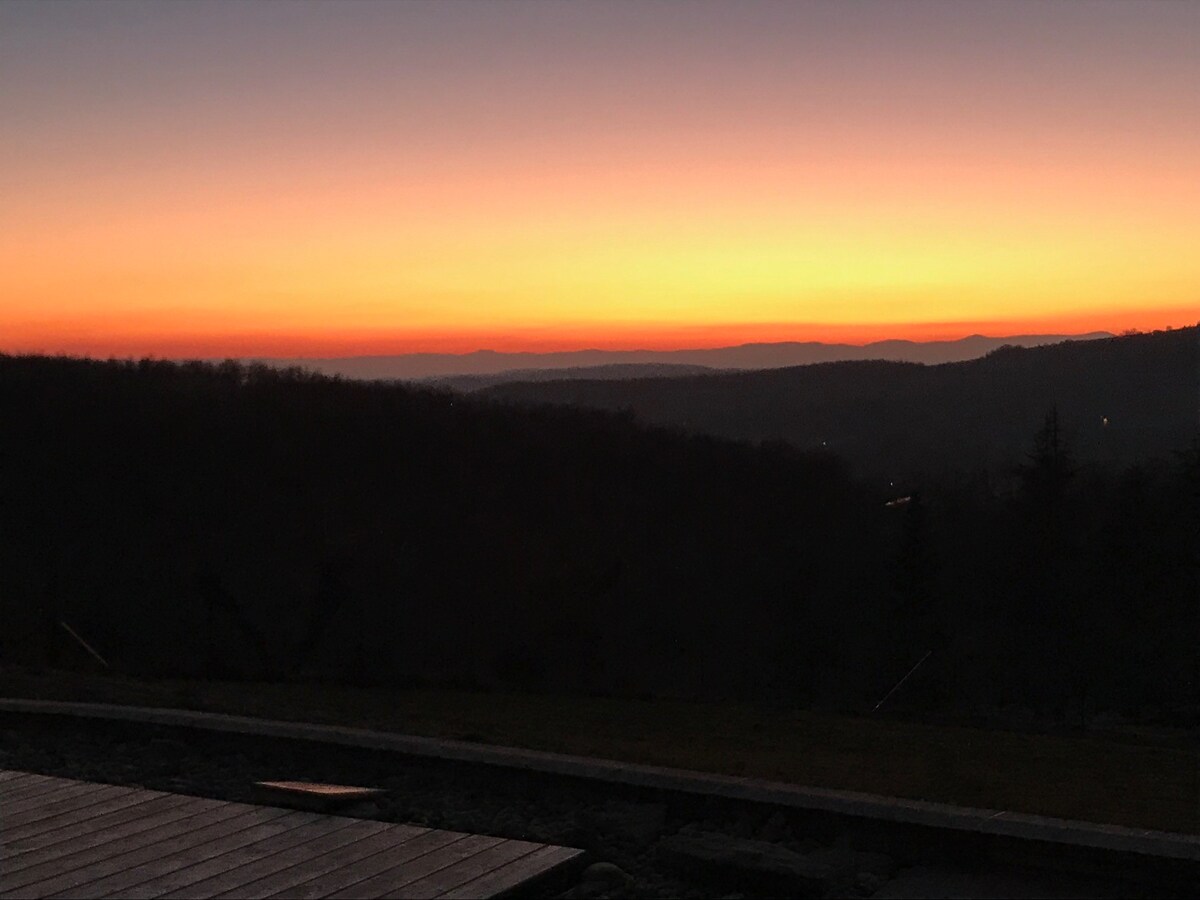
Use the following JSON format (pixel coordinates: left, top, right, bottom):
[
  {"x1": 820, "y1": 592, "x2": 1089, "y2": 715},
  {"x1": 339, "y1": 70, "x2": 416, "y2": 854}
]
[
  {"x1": 481, "y1": 327, "x2": 1199, "y2": 481},
  {"x1": 0, "y1": 353, "x2": 1196, "y2": 724}
]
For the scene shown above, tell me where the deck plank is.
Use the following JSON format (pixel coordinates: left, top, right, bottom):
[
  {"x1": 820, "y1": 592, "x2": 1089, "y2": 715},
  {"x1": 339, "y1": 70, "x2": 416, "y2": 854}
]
[
  {"x1": 2, "y1": 795, "x2": 214, "y2": 868},
  {"x1": 3, "y1": 783, "x2": 136, "y2": 827},
  {"x1": 116, "y1": 813, "x2": 354, "y2": 899},
  {"x1": 1, "y1": 771, "x2": 88, "y2": 794},
  {"x1": 0, "y1": 769, "x2": 582, "y2": 900},
  {"x1": 159, "y1": 818, "x2": 391, "y2": 899},
  {"x1": 264, "y1": 829, "x2": 470, "y2": 899},
  {"x1": 437, "y1": 844, "x2": 587, "y2": 899},
  {"x1": 0, "y1": 770, "x2": 56, "y2": 787},
  {"x1": 210, "y1": 822, "x2": 431, "y2": 900},
  {"x1": 0, "y1": 770, "x2": 40, "y2": 784},
  {"x1": 47, "y1": 807, "x2": 307, "y2": 900},
  {"x1": 385, "y1": 840, "x2": 543, "y2": 899},
  {"x1": 0, "y1": 792, "x2": 186, "y2": 853},
  {"x1": 355, "y1": 835, "x2": 515, "y2": 899},
  {"x1": 0, "y1": 774, "x2": 51, "y2": 796},
  {"x1": 0, "y1": 803, "x2": 263, "y2": 897},
  {"x1": 2, "y1": 778, "x2": 105, "y2": 808}
]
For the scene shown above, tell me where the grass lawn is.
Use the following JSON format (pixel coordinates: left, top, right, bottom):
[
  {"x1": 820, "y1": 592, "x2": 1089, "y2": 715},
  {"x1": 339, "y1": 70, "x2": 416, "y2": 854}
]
[{"x1": 1, "y1": 667, "x2": 1196, "y2": 835}]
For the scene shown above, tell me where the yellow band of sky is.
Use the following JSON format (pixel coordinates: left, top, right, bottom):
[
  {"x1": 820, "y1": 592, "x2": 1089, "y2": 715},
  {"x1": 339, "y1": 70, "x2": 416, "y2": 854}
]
[{"x1": 2, "y1": 1, "x2": 1197, "y2": 356}]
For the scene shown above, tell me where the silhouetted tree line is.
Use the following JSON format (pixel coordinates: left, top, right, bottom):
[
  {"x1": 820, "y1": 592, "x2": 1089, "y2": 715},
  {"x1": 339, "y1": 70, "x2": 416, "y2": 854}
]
[{"x1": 0, "y1": 351, "x2": 1196, "y2": 726}]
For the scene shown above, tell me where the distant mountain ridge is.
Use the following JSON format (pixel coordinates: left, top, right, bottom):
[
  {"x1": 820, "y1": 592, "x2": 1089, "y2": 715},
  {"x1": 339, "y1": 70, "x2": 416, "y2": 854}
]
[
  {"x1": 479, "y1": 327, "x2": 1198, "y2": 479},
  {"x1": 253, "y1": 331, "x2": 1113, "y2": 382},
  {"x1": 426, "y1": 363, "x2": 720, "y2": 392}
]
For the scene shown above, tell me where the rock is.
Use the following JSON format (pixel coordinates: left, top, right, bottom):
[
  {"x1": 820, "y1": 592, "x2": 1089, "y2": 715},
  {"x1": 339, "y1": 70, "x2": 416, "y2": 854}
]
[
  {"x1": 658, "y1": 833, "x2": 835, "y2": 897},
  {"x1": 758, "y1": 811, "x2": 789, "y2": 843},
  {"x1": 558, "y1": 883, "x2": 606, "y2": 899},
  {"x1": 804, "y1": 848, "x2": 896, "y2": 881},
  {"x1": 582, "y1": 862, "x2": 635, "y2": 889},
  {"x1": 854, "y1": 871, "x2": 888, "y2": 896},
  {"x1": 559, "y1": 863, "x2": 636, "y2": 898},
  {"x1": 149, "y1": 737, "x2": 189, "y2": 754},
  {"x1": 581, "y1": 801, "x2": 667, "y2": 847},
  {"x1": 731, "y1": 818, "x2": 756, "y2": 839}
]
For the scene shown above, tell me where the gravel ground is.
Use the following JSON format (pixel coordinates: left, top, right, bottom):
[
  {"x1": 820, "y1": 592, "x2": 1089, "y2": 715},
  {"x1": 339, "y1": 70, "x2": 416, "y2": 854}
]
[
  {"x1": 0, "y1": 713, "x2": 1178, "y2": 899},
  {"x1": 0, "y1": 713, "x2": 854, "y2": 898}
]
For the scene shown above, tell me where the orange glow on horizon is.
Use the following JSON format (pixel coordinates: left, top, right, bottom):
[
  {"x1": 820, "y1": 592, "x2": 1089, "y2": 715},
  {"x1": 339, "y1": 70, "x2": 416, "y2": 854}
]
[
  {"x1": 2, "y1": 2, "x2": 1198, "y2": 361},
  {"x1": 3, "y1": 307, "x2": 1195, "y2": 360}
]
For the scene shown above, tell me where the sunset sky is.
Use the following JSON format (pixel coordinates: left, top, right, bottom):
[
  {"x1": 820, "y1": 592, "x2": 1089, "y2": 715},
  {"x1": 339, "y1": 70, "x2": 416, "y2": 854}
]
[{"x1": 2, "y1": 0, "x2": 1197, "y2": 357}]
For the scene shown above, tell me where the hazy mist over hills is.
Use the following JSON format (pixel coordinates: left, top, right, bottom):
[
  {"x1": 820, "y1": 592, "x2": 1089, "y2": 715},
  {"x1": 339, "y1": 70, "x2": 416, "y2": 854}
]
[
  {"x1": 427, "y1": 363, "x2": 720, "y2": 392},
  {"x1": 253, "y1": 332, "x2": 1113, "y2": 383}
]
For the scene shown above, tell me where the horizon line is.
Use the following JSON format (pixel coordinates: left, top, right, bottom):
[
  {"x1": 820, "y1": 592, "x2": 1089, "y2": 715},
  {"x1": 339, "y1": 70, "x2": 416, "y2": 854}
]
[
  {"x1": 3, "y1": 314, "x2": 1195, "y2": 362},
  {"x1": 240, "y1": 328, "x2": 1126, "y2": 362}
]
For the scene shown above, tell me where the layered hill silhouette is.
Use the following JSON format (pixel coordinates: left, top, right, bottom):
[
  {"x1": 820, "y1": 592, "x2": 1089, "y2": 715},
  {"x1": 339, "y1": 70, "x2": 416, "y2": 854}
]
[
  {"x1": 480, "y1": 327, "x2": 1199, "y2": 480},
  {"x1": 256, "y1": 331, "x2": 1112, "y2": 382},
  {"x1": 1, "y1": 348, "x2": 1196, "y2": 722}
]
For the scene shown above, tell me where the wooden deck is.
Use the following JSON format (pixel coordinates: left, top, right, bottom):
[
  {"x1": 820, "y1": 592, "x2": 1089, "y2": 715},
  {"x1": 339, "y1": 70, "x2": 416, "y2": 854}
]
[{"x1": 0, "y1": 769, "x2": 584, "y2": 898}]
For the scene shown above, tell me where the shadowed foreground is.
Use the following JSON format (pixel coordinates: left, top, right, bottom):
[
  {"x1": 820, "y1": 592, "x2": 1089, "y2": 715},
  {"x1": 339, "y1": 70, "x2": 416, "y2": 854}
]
[
  {"x1": 0, "y1": 769, "x2": 583, "y2": 898},
  {"x1": 3, "y1": 671, "x2": 1195, "y2": 836}
]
